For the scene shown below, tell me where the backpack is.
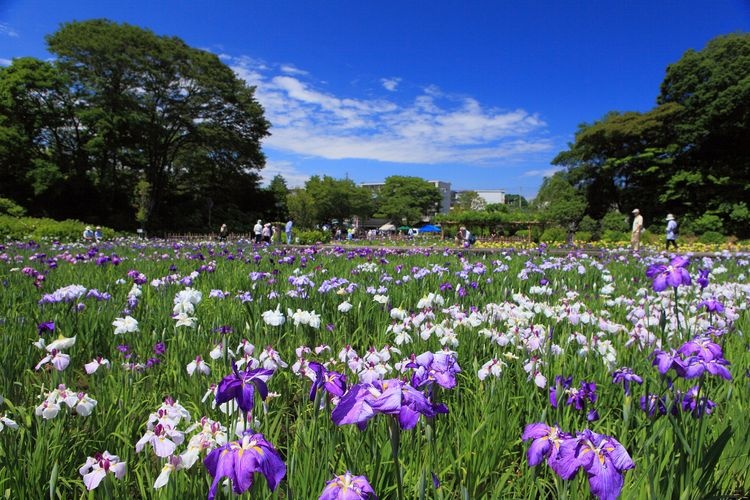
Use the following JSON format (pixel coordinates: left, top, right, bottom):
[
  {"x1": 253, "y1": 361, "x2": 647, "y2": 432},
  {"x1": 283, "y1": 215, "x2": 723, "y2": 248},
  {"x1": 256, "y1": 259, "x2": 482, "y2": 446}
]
[
  {"x1": 673, "y1": 222, "x2": 679, "y2": 237},
  {"x1": 468, "y1": 234, "x2": 477, "y2": 245}
]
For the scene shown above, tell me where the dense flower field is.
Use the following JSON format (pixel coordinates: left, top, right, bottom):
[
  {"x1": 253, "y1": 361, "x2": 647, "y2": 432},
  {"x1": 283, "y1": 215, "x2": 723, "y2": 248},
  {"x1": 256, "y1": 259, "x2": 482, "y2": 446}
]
[{"x1": 1, "y1": 239, "x2": 748, "y2": 499}]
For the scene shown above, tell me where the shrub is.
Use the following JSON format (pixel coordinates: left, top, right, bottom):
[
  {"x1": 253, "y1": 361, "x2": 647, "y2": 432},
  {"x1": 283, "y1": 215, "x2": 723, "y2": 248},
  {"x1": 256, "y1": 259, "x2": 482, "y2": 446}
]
[
  {"x1": 698, "y1": 231, "x2": 725, "y2": 245},
  {"x1": 578, "y1": 215, "x2": 599, "y2": 234},
  {"x1": 0, "y1": 197, "x2": 26, "y2": 217},
  {"x1": 296, "y1": 230, "x2": 332, "y2": 245},
  {"x1": 601, "y1": 211, "x2": 630, "y2": 233},
  {"x1": 601, "y1": 230, "x2": 629, "y2": 242},
  {"x1": 0, "y1": 215, "x2": 114, "y2": 242},
  {"x1": 540, "y1": 227, "x2": 566, "y2": 243},
  {"x1": 692, "y1": 213, "x2": 724, "y2": 235},
  {"x1": 575, "y1": 230, "x2": 593, "y2": 242}
]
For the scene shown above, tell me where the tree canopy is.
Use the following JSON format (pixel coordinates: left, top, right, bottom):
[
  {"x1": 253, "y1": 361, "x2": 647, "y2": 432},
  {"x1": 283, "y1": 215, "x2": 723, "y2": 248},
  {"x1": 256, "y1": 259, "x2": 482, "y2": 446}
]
[
  {"x1": 374, "y1": 176, "x2": 442, "y2": 226},
  {"x1": 0, "y1": 19, "x2": 270, "y2": 231},
  {"x1": 554, "y1": 33, "x2": 750, "y2": 236}
]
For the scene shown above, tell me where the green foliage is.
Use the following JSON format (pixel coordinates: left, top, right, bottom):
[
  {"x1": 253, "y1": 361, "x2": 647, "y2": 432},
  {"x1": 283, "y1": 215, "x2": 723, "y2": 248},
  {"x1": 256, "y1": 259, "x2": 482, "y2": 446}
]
[
  {"x1": 453, "y1": 191, "x2": 486, "y2": 212},
  {"x1": 0, "y1": 20, "x2": 269, "y2": 231},
  {"x1": 295, "y1": 229, "x2": 332, "y2": 245},
  {"x1": 574, "y1": 230, "x2": 593, "y2": 242},
  {"x1": 578, "y1": 215, "x2": 599, "y2": 234},
  {"x1": 0, "y1": 215, "x2": 113, "y2": 241},
  {"x1": 698, "y1": 231, "x2": 726, "y2": 244},
  {"x1": 601, "y1": 229, "x2": 629, "y2": 242},
  {"x1": 304, "y1": 175, "x2": 372, "y2": 225},
  {"x1": 0, "y1": 197, "x2": 26, "y2": 216},
  {"x1": 692, "y1": 213, "x2": 724, "y2": 235},
  {"x1": 554, "y1": 33, "x2": 750, "y2": 237},
  {"x1": 601, "y1": 211, "x2": 630, "y2": 233},
  {"x1": 287, "y1": 189, "x2": 317, "y2": 230},
  {"x1": 266, "y1": 174, "x2": 290, "y2": 222},
  {"x1": 540, "y1": 226, "x2": 566, "y2": 243},
  {"x1": 375, "y1": 176, "x2": 442, "y2": 226},
  {"x1": 534, "y1": 172, "x2": 587, "y2": 227}
]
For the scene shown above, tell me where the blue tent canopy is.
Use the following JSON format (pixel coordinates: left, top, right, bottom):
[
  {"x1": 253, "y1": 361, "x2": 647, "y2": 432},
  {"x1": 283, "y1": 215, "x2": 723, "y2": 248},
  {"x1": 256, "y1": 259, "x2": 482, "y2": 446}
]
[{"x1": 418, "y1": 224, "x2": 441, "y2": 233}]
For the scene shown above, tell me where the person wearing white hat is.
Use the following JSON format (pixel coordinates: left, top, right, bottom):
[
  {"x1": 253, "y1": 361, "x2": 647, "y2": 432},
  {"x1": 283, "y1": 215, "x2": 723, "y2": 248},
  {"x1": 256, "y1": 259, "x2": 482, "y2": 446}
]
[
  {"x1": 253, "y1": 219, "x2": 263, "y2": 244},
  {"x1": 631, "y1": 209, "x2": 644, "y2": 251},
  {"x1": 665, "y1": 214, "x2": 678, "y2": 251}
]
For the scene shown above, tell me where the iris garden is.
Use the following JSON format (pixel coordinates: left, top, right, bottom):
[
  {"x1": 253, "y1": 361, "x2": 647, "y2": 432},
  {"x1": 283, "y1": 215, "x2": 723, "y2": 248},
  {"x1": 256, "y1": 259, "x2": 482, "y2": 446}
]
[{"x1": 1, "y1": 239, "x2": 748, "y2": 499}]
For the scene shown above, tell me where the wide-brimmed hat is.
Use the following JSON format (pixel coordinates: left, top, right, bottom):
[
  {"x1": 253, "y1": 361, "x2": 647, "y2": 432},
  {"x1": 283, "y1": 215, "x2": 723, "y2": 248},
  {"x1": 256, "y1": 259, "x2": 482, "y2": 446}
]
[
  {"x1": 631, "y1": 208, "x2": 640, "y2": 214},
  {"x1": 85, "y1": 226, "x2": 92, "y2": 230},
  {"x1": 666, "y1": 214, "x2": 675, "y2": 221}
]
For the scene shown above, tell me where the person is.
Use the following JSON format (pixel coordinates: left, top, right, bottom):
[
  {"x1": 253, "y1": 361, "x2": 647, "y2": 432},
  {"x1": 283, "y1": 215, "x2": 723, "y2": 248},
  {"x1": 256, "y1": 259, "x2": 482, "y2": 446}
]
[
  {"x1": 456, "y1": 226, "x2": 475, "y2": 246},
  {"x1": 285, "y1": 220, "x2": 293, "y2": 244},
  {"x1": 94, "y1": 226, "x2": 103, "y2": 243},
  {"x1": 271, "y1": 224, "x2": 279, "y2": 243},
  {"x1": 631, "y1": 209, "x2": 644, "y2": 251},
  {"x1": 83, "y1": 226, "x2": 94, "y2": 241},
  {"x1": 253, "y1": 220, "x2": 263, "y2": 244},
  {"x1": 262, "y1": 223, "x2": 271, "y2": 243},
  {"x1": 218, "y1": 223, "x2": 228, "y2": 241},
  {"x1": 665, "y1": 214, "x2": 678, "y2": 251}
]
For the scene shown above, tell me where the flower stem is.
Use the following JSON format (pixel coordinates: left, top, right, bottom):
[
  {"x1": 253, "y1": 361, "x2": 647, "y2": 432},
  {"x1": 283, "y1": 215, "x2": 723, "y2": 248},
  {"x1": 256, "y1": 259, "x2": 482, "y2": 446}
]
[{"x1": 388, "y1": 417, "x2": 405, "y2": 500}]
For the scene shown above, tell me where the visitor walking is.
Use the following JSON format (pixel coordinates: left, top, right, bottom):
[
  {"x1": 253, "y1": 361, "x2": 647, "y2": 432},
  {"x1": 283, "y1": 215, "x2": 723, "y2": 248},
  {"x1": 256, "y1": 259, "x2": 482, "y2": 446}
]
[
  {"x1": 83, "y1": 226, "x2": 94, "y2": 242},
  {"x1": 253, "y1": 220, "x2": 262, "y2": 244},
  {"x1": 285, "y1": 220, "x2": 293, "y2": 244},
  {"x1": 94, "y1": 226, "x2": 103, "y2": 243},
  {"x1": 262, "y1": 223, "x2": 271, "y2": 243},
  {"x1": 631, "y1": 209, "x2": 644, "y2": 251},
  {"x1": 218, "y1": 223, "x2": 228, "y2": 241},
  {"x1": 665, "y1": 214, "x2": 678, "y2": 251}
]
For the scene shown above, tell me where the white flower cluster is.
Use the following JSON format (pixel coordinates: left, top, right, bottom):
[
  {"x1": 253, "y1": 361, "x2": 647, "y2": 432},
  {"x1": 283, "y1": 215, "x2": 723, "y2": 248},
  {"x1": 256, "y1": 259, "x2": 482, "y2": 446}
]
[{"x1": 36, "y1": 384, "x2": 97, "y2": 419}]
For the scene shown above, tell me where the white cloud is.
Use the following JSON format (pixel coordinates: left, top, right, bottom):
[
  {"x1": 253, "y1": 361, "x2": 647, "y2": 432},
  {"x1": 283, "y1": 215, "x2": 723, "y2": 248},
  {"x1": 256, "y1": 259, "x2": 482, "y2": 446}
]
[
  {"x1": 381, "y1": 77, "x2": 401, "y2": 91},
  {"x1": 260, "y1": 160, "x2": 310, "y2": 188},
  {"x1": 0, "y1": 58, "x2": 12, "y2": 67},
  {"x1": 226, "y1": 55, "x2": 552, "y2": 165},
  {"x1": 523, "y1": 167, "x2": 564, "y2": 178},
  {"x1": 0, "y1": 23, "x2": 18, "y2": 38}
]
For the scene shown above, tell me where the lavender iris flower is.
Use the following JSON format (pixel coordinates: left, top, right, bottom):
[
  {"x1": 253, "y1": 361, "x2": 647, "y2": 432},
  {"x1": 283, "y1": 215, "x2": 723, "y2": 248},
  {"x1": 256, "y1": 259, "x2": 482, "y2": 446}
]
[
  {"x1": 407, "y1": 352, "x2": 462, "y2": 390},
  {"x1": 682, "y1": 356, "x2": 732, "y2": 380},
  {"x1": 677, "y1": 336, "x2": 723, "y2": 361},
  {"x1": 645, "y1": 256, "x2": 691, "y2": 291},
  {"x1": 319, "y1": 471, "x2": 377, "y2": 499},
  {"x1": 640, "y1": 393, "x2": 668, "y2": 417},
  {"x1": 308, "y1": 362, "x2": 347, "y2": 401},
  {"x1": 203, "y1": 430, "x2": 286, "y2": 500},
  {"x1": 521, "y1": 423, "x2": 579, "y2": 479},
  {"x1": 697, "y1": 268, "x2": 710, "y2": 289},
  {"x1": 651, "y1": 349, "x2": 686, "y2": 377},
  {"x1": 215, "y1": 366, "x2": 274, "y2": 414},
  {"x1": 37, "y1": 321, "x2": 55, "y2": 335},
  {"x1": 611, "y1": 368, "x2": 643, "y2": 395},
  {"x1": 332, "y1": 379, "x2": 447, "y2": 430},
  {"x1": 573, "y1": 430, "x2": 635, "y2": 500},
  {"x1": 680, "y1": 386, "x2": 716, "y2": 417},
  {"x1": 697, "y1": 298, "x2": 724, "y2": 314},
  {"x1": 549, "y1": 376, "x2": 573, "y2": 408}
]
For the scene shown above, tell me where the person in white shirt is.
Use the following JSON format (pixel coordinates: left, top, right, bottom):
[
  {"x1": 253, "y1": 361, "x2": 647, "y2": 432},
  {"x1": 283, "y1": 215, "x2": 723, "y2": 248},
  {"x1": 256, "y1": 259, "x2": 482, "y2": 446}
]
[
  {"x1": 253, "y1": 220, "x2": 262, "y2": 244},
  {"x1": 631, "y1": 209, "x2": 644, "y2": 251},
  {"x1": 285, "y1": 220, "x2": 293, "y2": 244}
]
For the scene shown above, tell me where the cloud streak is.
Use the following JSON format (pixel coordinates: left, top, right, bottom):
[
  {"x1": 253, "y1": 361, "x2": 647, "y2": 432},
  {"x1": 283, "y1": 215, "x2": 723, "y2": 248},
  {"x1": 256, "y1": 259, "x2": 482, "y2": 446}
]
[
  {"x1": 0, "y1": 23, "x2": 19, "y2": 37},
  {"x1": 228, "y1": 56, "x2": 552, "y2": 165}
]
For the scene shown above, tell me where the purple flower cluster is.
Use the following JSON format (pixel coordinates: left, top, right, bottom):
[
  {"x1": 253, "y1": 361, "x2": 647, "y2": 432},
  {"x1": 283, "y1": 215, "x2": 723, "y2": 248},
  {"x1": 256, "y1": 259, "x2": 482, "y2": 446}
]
[
  {"x1": 645, "y1": 256, "x2": 691, "y2": 291},
  {"x1": 522, "y1": 423, "x2": 635, "y2": 500},
  {"x1": 652, "y1": 336, "x2": 732, "y2": 380},
  {"x1": 549, "y1": 376, "x2": 599, "y2": 420}
]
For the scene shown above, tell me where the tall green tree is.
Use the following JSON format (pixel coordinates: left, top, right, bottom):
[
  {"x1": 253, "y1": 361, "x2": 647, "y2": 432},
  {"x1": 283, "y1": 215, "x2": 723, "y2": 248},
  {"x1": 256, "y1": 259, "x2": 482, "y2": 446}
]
[
  {"x1": 453, "y1": 191, "x2": 486, "y2": 211},
  {"x1": 304, "y1": 175, "x2": 372, "y2": 225},
  {"x1": 267, "y1": 175, "x2": 290, "y2": 222},
  {"x1": 43, "y1": 19, "x2": 270, "y2": 229},
  {"x1": 287, "y1": 188, "x2": 316, "y2": 229},
  {"x1": 375, "y1": 176, "x2": 442, "y2": 225},
  {"x1": 533, "y1": 172, "x2": 587, "y2": 228}
]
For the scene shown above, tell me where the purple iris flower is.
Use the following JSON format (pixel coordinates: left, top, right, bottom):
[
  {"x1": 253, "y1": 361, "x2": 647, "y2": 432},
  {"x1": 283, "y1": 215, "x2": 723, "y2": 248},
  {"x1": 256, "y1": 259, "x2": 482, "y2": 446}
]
[
  {"x1": 521, "y1": 423, "x2": 579, "y2": 479},
  {"x1": 37, "y1": 321, "x2": 55, "y2": 335},
  {"x1": 640, "y1": 393, "x2": 668, "y2": 417},
  {"x1": 677, "y1": 336, "x2": 723, "y2": 361},
  {"x1": 680, "y1": 386, "x2": 716, "y2": 417},
  {"x1": 153, "y1": 342, "x2": 166, "y2": 356},
  {"x1": 549, "y1": 376, "x2": 573, "y2": 408},
  {"x1": 407, "y1": 352, "x2": 462, "y2": 390},
  {"x1": 651, "y1": 349, "x2": 686, "y2": 377},
  {"x1": 308, "y1": 362, "x2": 347, "y2": 401},
  {"x1": 332, "y1": 379, "x2": 447, "y2": 430},
  {"x1": 697, "y1": 298, "x2": 724, "y2": 314},
  {"x1": 697, "y1": 268, "x2": 710, "y2": 289},
  {"x1": 567, "y1": 382, "x2": 597, "y2": 411},
  {"x1": 682, "y1": 356, "x2": 732, "y2": 380},
  {"x1": 611, "y1": 368, "x2": 643, "y2": 395},
  {"x1": 215, "y1": 366, "x2": 274, "y2": 414},
  {"x1": 573, "y1": 430, "x2": 635, "y2": 500},
  {"x1": 319, "y1": 471, "x2": 377, "y2": 499},
  {"x1": 203, "y1": 430, "x2": 286, "y2": 500},
  {"x1": 645, "y1": 256, "x2": 691, "y2": 292}
]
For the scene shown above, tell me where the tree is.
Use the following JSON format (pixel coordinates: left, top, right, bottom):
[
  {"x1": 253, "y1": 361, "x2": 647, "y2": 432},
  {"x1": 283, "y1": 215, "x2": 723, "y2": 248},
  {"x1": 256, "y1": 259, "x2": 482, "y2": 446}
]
[
  {"x1": 304, "y1": 175, "x2": 372, "y2": 225},
  {"x1": 43, "y1": 19, "x2": 270, "y2": 229},
  {"x1": 453, "y1": 191, "x2": 486, "y2": 211},
  {"x1": 533, "y1": 172, "x2": 587, "y2": 228},
  {"x1": 375, "y1": 176, "x2": 442, "y2": 225},
  {"x1": 553, "y1": 33, "x2": 750, "y2": 236},
  {"x1": 503, "y1": 194, "x2": 529, "y2": 208},
  {"x1": 267, "y1": 175, "x2": 289, "y2": 222},
  {"x1": 287, "y1": 188, "x2": 316, "y2": 229}
]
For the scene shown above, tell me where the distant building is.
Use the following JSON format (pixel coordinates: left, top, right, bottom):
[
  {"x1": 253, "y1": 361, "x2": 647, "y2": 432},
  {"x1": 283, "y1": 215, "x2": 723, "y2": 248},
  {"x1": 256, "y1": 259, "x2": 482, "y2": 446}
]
[{"x1": 452, "y1": 189, "x2": 506, "y2": 207}]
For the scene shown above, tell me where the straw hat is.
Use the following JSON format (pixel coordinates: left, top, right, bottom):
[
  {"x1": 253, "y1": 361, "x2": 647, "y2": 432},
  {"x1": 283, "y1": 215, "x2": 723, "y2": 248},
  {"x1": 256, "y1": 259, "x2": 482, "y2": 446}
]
[
  {"x1": 631, "y1": 208, "x2": 640, "y2": 214},
  {"x1": 666, "y1": 214, "x2": 675, "y2": 221}
]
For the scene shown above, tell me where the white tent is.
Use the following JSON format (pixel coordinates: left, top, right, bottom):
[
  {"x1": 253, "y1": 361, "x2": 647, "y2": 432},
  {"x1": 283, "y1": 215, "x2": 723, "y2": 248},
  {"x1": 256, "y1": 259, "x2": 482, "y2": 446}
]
[{"x1": 379, "y1": 223, "x2": 396, "y2": 231}]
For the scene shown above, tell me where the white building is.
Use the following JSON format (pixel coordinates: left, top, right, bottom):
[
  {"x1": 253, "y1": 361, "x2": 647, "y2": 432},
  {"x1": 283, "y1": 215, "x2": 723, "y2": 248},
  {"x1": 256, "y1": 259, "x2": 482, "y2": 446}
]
[{"x1": 429, "y1": 180, "x2": 452, "y2": 214}]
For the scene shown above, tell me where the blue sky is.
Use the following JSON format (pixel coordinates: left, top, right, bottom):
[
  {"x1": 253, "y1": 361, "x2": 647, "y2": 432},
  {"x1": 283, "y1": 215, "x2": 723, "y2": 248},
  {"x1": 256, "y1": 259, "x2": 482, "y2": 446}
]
[{"x1": 1, "y1": 1, "x2": 748, "y2": 197}]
